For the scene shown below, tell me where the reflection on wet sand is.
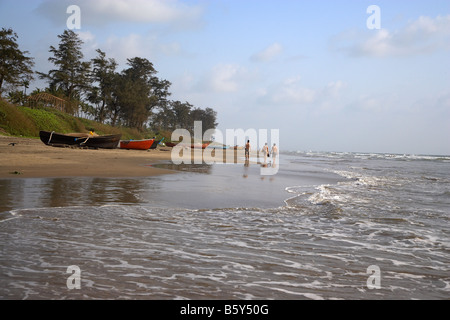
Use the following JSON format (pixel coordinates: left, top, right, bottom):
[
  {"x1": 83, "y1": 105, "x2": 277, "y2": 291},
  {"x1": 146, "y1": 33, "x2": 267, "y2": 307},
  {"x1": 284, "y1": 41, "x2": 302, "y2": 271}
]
[
  {"x1": 1, "y1": 158, "x2": 345, "y2": 213},
  {"x1": 0, "y1": 178, "x2": 154, "y2": 214},
  {"x1": 152, "y1": 163, "x2": 213, "y2": 174},
  {"x1": 1, "y1": 161, "x2": 295, "y2": 213}
]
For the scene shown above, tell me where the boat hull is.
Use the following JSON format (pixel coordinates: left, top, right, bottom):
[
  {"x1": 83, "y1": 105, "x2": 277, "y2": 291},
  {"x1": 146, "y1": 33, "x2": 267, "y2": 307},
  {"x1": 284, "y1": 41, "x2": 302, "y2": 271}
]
[
  {"x1": 191, "y1": 143, "x2": 211, "y2": 149},
  {"x1": 39, "y1": 131, "x2": 121, "y2": 149},
  {"x1": 165, "y1": 142, "x2": 178, "y2": 148},
  {"x1": 166, "y1": 142, "x2": 211, "y2": 149},
  {"x1": 120, "y1": 139, "x2": 155, "y2": 150},
  {"x1": 149, "y1": 139, "x2": 162, "y2": 149}
]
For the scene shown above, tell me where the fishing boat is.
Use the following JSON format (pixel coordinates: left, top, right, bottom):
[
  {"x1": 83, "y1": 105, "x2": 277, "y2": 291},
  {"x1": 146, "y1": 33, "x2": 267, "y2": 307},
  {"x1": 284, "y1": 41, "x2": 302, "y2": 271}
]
[
  {"x1": 165, "y1": 142, "x2": 178, "y2": 148},
  {"x1": 191, "y1": 142, "x2": 211, "y2": 149},
  {"x1": 39, "y1": 131, "x2": 122, "y2": 149},
  {"x1": 149, "y1": 138, "x2": 165, "y2": 149},
  {"x1": 166, "y1": 142, "x2": 211, "y2": 149},
  {"x1": 206, "y1": 143, "x2": 229, "y2": 149},
  {"x1": 119, "y1": 139, "x2": 155, "y2": 150}
]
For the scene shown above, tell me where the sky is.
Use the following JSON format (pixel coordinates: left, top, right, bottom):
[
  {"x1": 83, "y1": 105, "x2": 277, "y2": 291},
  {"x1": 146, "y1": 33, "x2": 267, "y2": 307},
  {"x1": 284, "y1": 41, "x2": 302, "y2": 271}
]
[{"x1": 1, "y1": 0, "x2": 449, "y2": 155}]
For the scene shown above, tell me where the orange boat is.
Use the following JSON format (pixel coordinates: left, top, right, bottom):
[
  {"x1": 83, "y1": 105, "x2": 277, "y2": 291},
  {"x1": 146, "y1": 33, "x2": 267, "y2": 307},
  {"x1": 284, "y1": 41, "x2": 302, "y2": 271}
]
[
  {"x1": 165, "y1": 142, "x2": 211, "y2": 149},
  {"x1": 119, "y1": 139, "x2": 155, "y2": 150},
  {"x1": 191, "y1": 142, "x2": 211, "y2": 149}
]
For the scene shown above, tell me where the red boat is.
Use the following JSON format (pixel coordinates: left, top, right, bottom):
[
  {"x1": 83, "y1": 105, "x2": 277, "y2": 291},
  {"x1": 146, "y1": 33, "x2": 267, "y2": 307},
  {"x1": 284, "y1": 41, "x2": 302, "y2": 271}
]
[{"x1": 119, "y1": 139, "x2": 155, "y2": 150}]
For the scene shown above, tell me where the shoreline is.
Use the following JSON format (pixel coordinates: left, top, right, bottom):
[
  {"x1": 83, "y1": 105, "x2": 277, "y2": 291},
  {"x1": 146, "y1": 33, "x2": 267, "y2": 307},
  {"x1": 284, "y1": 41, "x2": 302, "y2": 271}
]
[
  {"x1": 0, "y1": 135, "x2": 346, "y2": 210},
  {"x1": 0, "y1": 135, "x2": 346, "y2": 211}
]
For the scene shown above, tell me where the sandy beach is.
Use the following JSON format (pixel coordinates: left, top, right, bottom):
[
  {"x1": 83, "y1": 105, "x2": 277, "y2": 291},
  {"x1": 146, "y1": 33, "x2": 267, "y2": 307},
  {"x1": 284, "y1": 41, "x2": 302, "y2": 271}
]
[
  {"x1": 0, "y1": 135, "x2": 250, "y2": 179},
  {"x1": 0, "y1": 135, "x2": 177, "y2": 178}
]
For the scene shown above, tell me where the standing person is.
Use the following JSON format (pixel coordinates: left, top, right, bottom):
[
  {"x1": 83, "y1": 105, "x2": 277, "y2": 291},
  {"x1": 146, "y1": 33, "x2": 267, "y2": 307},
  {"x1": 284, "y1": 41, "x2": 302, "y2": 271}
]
[
  {"x1": 262, "y1": 143, "x2": 269, "y2": 164},
  {"x1": 271, "y1": 143, "x2": 278, "y2": 166},
  {"x1": 245, "y1": 140, "x2": 251, "y2": 160}
]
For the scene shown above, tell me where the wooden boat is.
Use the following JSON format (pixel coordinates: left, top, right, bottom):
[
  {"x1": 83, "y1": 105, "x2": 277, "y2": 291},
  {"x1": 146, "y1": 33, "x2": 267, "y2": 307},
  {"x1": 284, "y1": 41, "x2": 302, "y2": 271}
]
[
  {"x1": 206, "y1": 143, "x2": 229, "y2": 149},
  {"x1": 119, "y1": 139, "x2": 155, "y2": 150},
  {"x1": 165, "y1": 142, "x2": 178, "y2": 148},
  {"x1": 149, "y1": 138, "x2": 165, "y2": 149},
  {"x1": 191, "y1": 142, "x2": 211, "y2": 149},
  {"x1": 39, "y1": 131, "x2": 121, "y2": 149},
  {"x1": 167, "y1": 142, "x2": 211, "y2": 149}
]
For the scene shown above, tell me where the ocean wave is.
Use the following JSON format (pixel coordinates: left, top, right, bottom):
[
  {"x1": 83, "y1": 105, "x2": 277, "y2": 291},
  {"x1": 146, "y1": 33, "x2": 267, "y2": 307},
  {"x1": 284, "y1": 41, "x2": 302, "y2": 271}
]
[
  {"x1": 1, "y1": 203, "x2": 449, "y2": 299},
  {"x1": 284, "y1": 151, "x2": 450, "y2": 162},
  {"x1": 307, "y1": 185, "x2": 350, "y2": 205},
  {"x1": 331, "y1": 170, "x2": 393, "y2": 187}
]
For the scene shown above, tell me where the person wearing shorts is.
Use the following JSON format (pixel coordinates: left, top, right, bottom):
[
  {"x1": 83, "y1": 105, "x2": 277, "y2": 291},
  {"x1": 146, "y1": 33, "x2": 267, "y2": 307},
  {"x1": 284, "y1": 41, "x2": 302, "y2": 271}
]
[{"x1": 245, "y1": 140, "x2": 250, "y2": 160}]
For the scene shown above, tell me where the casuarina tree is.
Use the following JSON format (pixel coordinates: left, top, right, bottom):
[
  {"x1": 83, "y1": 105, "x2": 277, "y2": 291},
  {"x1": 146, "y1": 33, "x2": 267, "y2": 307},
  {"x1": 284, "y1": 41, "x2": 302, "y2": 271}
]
[{"x1": 0, "y1": 28, "x2": 34, "y2": 96}]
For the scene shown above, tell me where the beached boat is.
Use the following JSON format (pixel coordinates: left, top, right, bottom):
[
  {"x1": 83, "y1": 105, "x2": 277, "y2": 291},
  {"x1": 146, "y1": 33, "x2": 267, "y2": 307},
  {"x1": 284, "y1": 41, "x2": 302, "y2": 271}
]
[
  {"x1": 149, "y1": 139, "x2": 163, "y2": 149},
  {"x1": 191, "y1": 142, "x2": 211, "y2": 149},
  {"x1": 119, "y1": 139, "x2": 155, "y2": 150},
  {"x1": 206, "y1": 143, "x2": 229, "y2": 149},
  {"x1": 166, "y1": 142, "x2": 211, "y2": 149},
  {"x1": 39, "y1": 131, "x2": 122, "y2": 149},
  {"x1": 165, "y1": 142, "x2": 178, "y2": 148}
]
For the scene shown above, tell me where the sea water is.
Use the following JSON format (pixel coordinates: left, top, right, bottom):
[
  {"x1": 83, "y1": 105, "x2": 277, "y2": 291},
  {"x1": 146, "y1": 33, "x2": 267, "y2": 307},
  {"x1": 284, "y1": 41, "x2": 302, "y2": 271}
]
[{"x1": 0, "y1": 152, "x2": 449, "y2": 299}]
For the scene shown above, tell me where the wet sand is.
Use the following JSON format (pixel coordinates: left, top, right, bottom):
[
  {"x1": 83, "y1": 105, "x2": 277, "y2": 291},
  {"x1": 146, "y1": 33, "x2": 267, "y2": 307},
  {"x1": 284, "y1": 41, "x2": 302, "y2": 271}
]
[
  {"x1": 0, "y1": 135, "x2": 345, "y2": 210},
  {"x1": 0, "y1": 135, "x2": 346, "y2": 211}
]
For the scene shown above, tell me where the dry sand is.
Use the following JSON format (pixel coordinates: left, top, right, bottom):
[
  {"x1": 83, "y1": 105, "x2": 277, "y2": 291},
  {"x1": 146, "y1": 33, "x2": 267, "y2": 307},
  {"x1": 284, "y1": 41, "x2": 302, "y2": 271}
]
[
  {"x1": 0, "y1": 135, "x2": 176, "y2": 178},
  {"x1": 0, "y1": 135, "x2": 247, "y2": 179}
]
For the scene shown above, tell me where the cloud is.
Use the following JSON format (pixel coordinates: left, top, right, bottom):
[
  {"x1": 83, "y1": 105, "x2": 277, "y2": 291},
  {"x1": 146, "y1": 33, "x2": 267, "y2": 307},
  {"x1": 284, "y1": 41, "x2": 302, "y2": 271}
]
[
  {"x1": 325, "y1": 81, "x2": 347, "y2": 97},
  {"x1": 76, "y1": 30, "x2": 95, "y2": 43},
  {"x1": 274, "y1": 78, "x2": 317, "y2": 105},
  {"x1": 104, "y1": 34, "x2": 145, "y2": 63},
  {"x1": 197, "y1": 64, "x2": 250, "y2": 93},
  {"x1": 99, "y1": 33, "x2": 184, "y2": 67},
  {"x1": 251, "y1": 43, "x2": 283, "y2": 62},
  {"x1": 210, "y1": 64, "x2": 240, "y2": 92},
  {"x1": 332, "y1": 15, "x2": 450, "y2": 58},
  {"x1": 258, "y1": 76, "x2": 347, "y2": 109},
  {"x1": 36, "y1": 0, "x2": 205, "y2": 29},
  {"x1": 34, "y1": 0, "x2": 203, "y2": 65},
  {"x1": 76, "y1": 31, "x2": 98, "y2": 54}
]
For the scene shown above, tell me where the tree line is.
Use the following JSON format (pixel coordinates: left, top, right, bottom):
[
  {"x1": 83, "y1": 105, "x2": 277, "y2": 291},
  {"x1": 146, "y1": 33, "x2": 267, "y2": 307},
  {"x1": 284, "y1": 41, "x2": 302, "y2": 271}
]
[{"x1": 0, "y1": 28, "x2": 218, "y2": 135}]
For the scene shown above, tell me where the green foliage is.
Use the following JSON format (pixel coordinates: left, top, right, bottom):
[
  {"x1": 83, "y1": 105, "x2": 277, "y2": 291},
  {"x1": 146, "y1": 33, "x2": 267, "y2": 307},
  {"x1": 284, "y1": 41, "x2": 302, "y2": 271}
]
[
  {"x1": 7, "y1": 90, "x2": 27, "y2": 105},
  {"x1": 0, "y1": 99, "x2": 37, "y2": 136},
  {"x1": 0, "y1": 28, "x2": 34, "y2": 94},
  {"x1": 21, "y1": 107, "x2": 66, "y2": 132},
  {"x1": 152, "y1": 101, "x2": 218, "y2": 136},
  {"x1": 37, "y1": 29, "x2": 90, "y2": 104},
  {"x1": 0, "y1": 98, "x2": 153, "y2": 140}
]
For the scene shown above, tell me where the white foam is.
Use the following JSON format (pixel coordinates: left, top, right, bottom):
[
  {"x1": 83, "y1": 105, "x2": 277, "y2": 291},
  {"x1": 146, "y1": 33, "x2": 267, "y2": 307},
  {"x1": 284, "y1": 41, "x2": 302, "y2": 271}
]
[
  {"x1": 0, "y1": 216, "x2": 20, "y2": 223},
  {"x1": 307, "y1": 184, "x2": 351, "y2": 205}
]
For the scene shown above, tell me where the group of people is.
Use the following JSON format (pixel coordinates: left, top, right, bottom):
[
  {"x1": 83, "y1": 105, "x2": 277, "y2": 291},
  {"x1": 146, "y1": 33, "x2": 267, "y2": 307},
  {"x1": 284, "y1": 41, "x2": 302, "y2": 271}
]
[{"x1": 245, "y1": 140, "x2": 278, "y2": 166}]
